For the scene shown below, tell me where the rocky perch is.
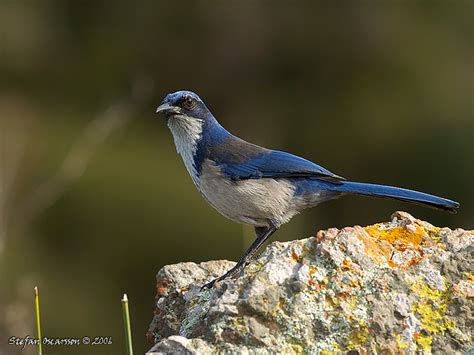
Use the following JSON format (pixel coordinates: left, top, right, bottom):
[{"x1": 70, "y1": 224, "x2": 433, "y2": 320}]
[{"x1": 147, "y1": 212, "x2": 473, "y2": 354}]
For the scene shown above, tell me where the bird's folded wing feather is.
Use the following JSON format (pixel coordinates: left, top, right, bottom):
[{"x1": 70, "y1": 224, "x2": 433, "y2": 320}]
[{"x1": 208, "y1": 137, "x2": 345, "y2": 183}]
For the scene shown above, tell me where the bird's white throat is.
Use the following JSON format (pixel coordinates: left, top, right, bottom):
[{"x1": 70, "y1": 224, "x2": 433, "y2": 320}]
[{"x1": 167, "y1": 116, "x2": 203, "y2": 184}]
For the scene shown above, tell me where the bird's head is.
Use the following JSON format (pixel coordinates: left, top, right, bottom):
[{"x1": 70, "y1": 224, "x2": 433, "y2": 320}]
[
  {"x1": 156, "y1": 91, "x2": 212, "y2": 123},
  {"x1": 157, "y1": 91, "x2": 222, "y2": 159}
]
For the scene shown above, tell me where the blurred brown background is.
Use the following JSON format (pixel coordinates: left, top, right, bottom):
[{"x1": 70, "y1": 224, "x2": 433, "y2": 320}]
[{"x1": 0, "y1": 1, "x2": 472, "y2": 354}]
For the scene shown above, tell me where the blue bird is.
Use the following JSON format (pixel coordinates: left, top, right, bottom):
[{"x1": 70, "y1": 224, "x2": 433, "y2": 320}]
[{"x1": 156, "y1": 90, "x2": 459, "y2": 288}]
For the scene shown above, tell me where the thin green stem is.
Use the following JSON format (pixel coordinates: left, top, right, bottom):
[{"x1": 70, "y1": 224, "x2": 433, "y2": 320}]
[
  {"x1": 34, "y1": 286, "x2": 42, "y2": 355},
  {"x1": 121, "y1": 293, "x2": 133, "y2": 355}
]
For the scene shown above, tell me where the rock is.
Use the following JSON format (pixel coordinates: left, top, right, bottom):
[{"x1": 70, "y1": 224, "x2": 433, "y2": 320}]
[{"x1": 147, "y1": 212, "x2": 473, "y2": 354}]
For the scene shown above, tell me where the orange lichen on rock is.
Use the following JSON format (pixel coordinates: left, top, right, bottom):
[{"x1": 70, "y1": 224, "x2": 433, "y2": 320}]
[
  {"x1": 360, "y1": 222, "x2": 437, "y2": 269},
  {"x1": 316, "y1": 227, "x2": 340, "y2": 243},
  {"x1": 291, "y1": 248, "x2": 301, "y2": 262},
  {"x1": 356, "y1": 229, "x2": 394, "y2": 265},
  {"x1": 307, "y1": 266, "x2": 320, "y2": 290},
  {"x1": 453, "y1": 273, "x2": 474, "y2": 298},
  {"x1": 156, "y1": 279, "x2": 170, "y2": 296},
  {"x1": 342, "y1": 259, "x2": 353, "y2": 270},
  {"x1": 364, "y1": 224, "x2": 426, "y2": 246}
]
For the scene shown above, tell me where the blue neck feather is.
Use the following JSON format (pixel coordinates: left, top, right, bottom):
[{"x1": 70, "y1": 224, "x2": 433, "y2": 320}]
[{"x1": 194, "y1": 115, "x2": 231, "y2": 175}]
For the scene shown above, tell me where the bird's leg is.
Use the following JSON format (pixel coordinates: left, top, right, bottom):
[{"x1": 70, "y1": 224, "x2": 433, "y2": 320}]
[{"x1": 201, "y1": 224, "x2": 277, "y2": 289}]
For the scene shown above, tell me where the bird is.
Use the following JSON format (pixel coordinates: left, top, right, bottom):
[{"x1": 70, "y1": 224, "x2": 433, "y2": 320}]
[{"x1": 156, "y1": 90, "x2": 460, "y2": 289}]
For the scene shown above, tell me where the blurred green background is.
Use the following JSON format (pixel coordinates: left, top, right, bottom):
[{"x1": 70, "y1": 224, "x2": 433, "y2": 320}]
[{"x1": 0, "y1": 1, "x2": 472, "y2": 354}]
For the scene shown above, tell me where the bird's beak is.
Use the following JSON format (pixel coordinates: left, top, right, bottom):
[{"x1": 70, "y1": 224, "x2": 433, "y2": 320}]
[{"x1": 156, "y1": 103, "x2": 180, "y2": 115}]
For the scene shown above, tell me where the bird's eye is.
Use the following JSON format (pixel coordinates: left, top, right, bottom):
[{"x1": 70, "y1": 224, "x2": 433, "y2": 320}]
[{"x1": 181, "y1": 96, "x2": 194, "y2": 109}]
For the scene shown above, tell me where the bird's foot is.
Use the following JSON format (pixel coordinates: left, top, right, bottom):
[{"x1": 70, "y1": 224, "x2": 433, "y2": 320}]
[
  {"x1": 200, "y1": 278, "x2": 218, "y2": 290},
  {"x1": 200, "y1": 273, "x2": 229, "y2": 290},
  {"x1": 200, "y1": 263, "x2": 245, "y2": 290}
]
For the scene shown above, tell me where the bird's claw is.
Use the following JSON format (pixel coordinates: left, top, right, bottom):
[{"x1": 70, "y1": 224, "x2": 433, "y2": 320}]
[
  {"x1": 200, "y1": 278, "x2": 218, "y2": 290},
  {"x1": 200, "y1": 264, "x2": 246, "y2": 290}
]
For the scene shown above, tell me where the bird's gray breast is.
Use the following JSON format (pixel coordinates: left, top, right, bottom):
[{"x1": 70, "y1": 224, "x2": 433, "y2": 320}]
[{"x1": 197, "y1": 159, "x2": 299, "y2": 227}]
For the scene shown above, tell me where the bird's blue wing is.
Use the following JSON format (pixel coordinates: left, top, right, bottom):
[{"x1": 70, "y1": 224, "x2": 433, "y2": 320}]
[{"x1": 207, "y1": 136, "x2": 344, "y2": 183}]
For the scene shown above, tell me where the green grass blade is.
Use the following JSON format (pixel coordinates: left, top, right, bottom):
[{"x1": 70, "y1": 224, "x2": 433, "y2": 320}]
[
  {"x1": 121, "y1": 293, "x2": 133, "y2": 355},
  {"x1": 34, "y1": 286, "x2": 42, "y2": 355}
]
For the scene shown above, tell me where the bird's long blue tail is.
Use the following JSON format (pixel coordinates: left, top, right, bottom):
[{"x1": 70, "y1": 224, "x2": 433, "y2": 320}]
[{"x1": 330, "y1": 181, "x2": 459, "y2": 213}]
